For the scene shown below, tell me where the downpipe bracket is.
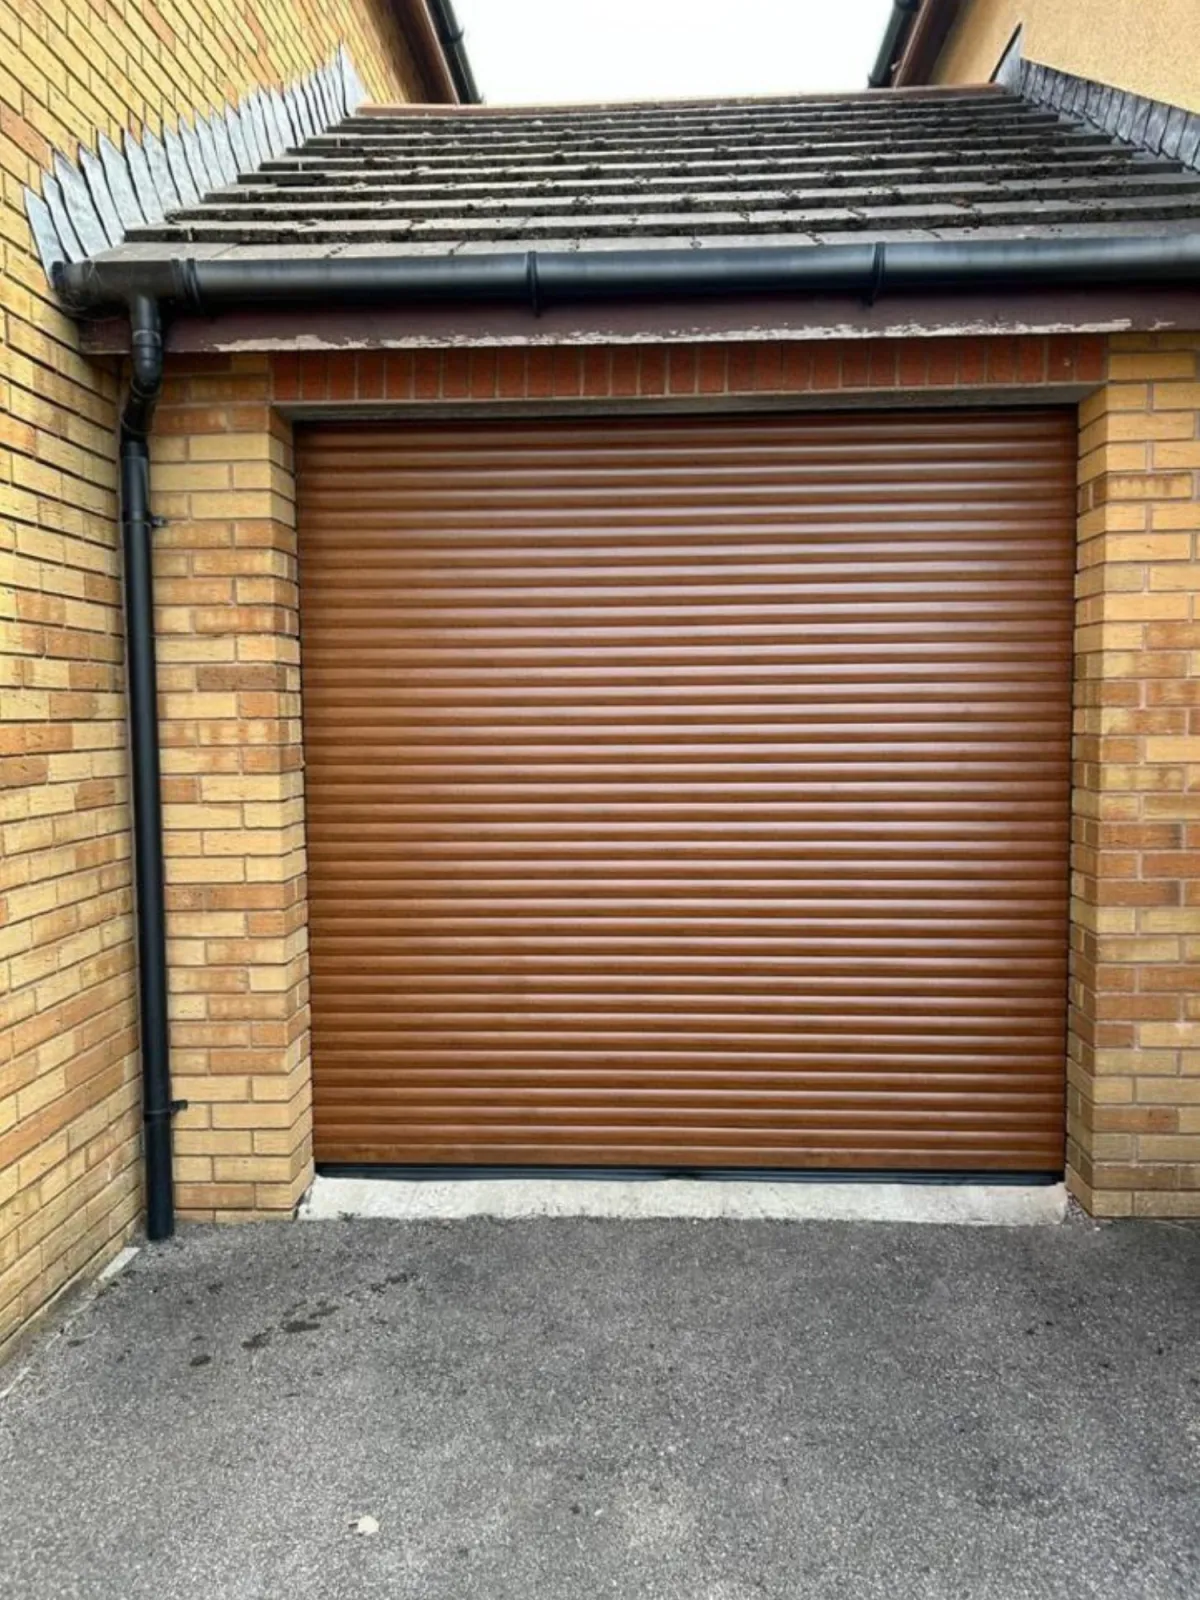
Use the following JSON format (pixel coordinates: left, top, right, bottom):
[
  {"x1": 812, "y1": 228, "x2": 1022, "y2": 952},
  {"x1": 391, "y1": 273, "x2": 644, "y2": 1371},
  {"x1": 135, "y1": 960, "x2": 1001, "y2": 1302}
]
[{"x1": 144, "y1": 1100, "x2": 189, "y2": 1124}]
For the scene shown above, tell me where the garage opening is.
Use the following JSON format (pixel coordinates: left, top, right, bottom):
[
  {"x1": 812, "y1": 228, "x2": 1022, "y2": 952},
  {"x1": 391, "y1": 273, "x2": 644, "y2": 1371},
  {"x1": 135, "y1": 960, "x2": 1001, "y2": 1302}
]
[{"x1": 296, "y1": 410, "x2": 1075, "y2": 1173}]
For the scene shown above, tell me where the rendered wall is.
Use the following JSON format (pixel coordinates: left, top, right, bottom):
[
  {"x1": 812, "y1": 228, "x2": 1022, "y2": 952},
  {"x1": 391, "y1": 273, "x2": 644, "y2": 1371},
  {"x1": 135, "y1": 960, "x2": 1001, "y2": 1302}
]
[{"x1": 932, "y1": 0, "x2": 1200, "y2": 113}]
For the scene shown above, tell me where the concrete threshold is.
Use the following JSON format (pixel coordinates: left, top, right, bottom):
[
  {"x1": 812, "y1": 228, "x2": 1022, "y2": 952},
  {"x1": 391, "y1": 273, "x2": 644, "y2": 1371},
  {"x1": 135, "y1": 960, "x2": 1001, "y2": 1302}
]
[{"x1": 300, "y1": 1175, "x2": 1068, "y2": 1227}]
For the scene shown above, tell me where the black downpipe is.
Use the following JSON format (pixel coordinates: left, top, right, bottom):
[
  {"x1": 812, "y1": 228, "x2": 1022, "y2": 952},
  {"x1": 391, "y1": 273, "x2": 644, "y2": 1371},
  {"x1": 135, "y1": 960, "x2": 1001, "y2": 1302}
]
[
  {"x1": 120, "y1": 294, "x2": 179, "y2": 1242},
  {"x1": 426, "y1": 0, "x2": 480, "y2": 104},
  {"x1": 56, "y1": 233, "x2": 1200, "y2": 315},
  {"x1": 868, "y1": 0, "x2": 921, "y2": 88}
]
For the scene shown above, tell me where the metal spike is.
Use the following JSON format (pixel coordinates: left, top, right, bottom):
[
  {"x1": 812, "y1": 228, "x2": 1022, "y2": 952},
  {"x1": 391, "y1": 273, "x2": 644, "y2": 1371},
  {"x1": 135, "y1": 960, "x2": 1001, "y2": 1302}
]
[
  {"x1": 289, "y1": 80, "x2": 314, "y2": 141},
  {"x1": 252, "y1": 90, "x2": 275, "y2": 157},
  {"x1": 237, "y1": 91, "x2": 256, "y2": 164},
  {"x1": 340, "y1": 47, "x2": 366, "y2": 116},
  {"x1": 196, "y1": 115, "x2": 226, "y2": 187},
  {"x1": 251, "y1": 92, "x2": 275, "y2": 160},
  {"x1": 1116, "y1": 90, "x2": 1137, "y2": 142},
  {"x1": 210, "y1": 113, "x2": 238, "y2": 184},
  {"x1": 1179, "y1": 113, "x2": 1200, "y2": 168},
  {"x1": 244, "y1": 92, "x2": 269, "y2": 167},
  {"x1": 238, "y1": 95, "x2": 263, "y2": 167},
  {"x1": 1144, "y1": 99, "x2": 1170, "y2": 155},
  {"x1": 317, "y1": 60, "x2": 336, "y2": 125},
  {"x1": 277, "y1": 88, "x2": 297, "y2": 147},
  {"x1": 325, "y1": 55, "x2": 344, "y2": 121},
  {"x1": 261, "y1": 92, "x2": 286, "y2": 157},
  {"x1": 163, "y1": 125, "x2": 200, "y2": 207},
  {"x1": 321, "y1": 59, "x2": 339, "y2": 123},
  {"x1": 100, "y1": 133, "x2": 144, "y2": 230},
  {"x1": 41, "y1": 174, "x2": 86, "y2": 262},
  {"x1": 300, "y1": 75, "x2": 320, "y2": 137},
  {"x1": 303, "y1": 72, "x2": 323, "y2": 136},
  {"x1": 78, "y1": 145, "x2": 123, "y2": 245},
  {"x1": 275, "y1": 87, "x2": 298, "y2": 146},
  {"x1": 305, "y1": 67, "x2": 326, "y2": 130},
  {"x1": 179, "y1": 116, "x2": 212, "y2": 195},
  {"x1": 24, "y1": 186, "x2": 66, "y2": 277},
  {"x1": 1133, "y1": 95, "x2": 1156, "y2": 144},
  {"x1": 225, "y1": 105, "x2": 251, "y2": 173},
  {"x1": 141, "y1": 128, "x2": 180, "y2": 214},
  {"x1": 300, "y1": 76, "x2": 323, "y2": 138},
  {"x1": 281, "y1": 84, "x2": 301, "y2": 144},
  {"x1": 305, "y1": 66, "x2": 325, "y2": 129},
  {"x1": 271, "y1": 87, "x2": 291, "y2": 148},
  {"x1": 52, "y1": 151, "x2": 108, "y2": 255},
  {"x1": 1162, "y1": 104, "x2": 1188, "y2": 161},
  {"x1": 269, "y1": 88, "x2": 294, "y2": 149}
]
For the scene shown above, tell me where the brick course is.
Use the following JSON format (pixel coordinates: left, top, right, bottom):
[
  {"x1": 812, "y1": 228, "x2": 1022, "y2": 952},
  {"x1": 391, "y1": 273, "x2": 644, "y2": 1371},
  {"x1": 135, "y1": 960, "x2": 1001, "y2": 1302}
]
[{"x1": 0, "y1": 1, "x2": 420, "y2": 1361}]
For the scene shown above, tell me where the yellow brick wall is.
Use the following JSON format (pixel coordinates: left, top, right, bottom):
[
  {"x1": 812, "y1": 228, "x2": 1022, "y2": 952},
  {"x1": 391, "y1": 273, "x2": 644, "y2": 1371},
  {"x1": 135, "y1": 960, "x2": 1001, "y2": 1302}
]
[
  {"x1": 1071, "y1": 335, "x2": 1200, "y2": 1216},
  {"x1": 0, "y1": 1, "x2": 420, "y2": 1361},
  {"x1": 153, "y1": 357, "x2": 311, "y2": 1221}
]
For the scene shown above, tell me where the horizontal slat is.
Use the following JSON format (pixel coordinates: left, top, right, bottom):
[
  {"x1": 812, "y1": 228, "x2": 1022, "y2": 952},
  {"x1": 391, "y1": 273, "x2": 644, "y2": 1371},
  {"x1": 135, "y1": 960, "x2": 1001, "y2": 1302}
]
[{"x1": 299, "y1": 411, "x2": 1072, "y2": 1171}]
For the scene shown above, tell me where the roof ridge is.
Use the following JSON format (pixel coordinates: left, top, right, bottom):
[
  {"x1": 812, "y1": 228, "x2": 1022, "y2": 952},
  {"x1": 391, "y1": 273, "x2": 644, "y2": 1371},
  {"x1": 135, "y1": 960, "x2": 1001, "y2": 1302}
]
[{"x1": 355, "y1": 85, "x2": 1009, "y2": 119}]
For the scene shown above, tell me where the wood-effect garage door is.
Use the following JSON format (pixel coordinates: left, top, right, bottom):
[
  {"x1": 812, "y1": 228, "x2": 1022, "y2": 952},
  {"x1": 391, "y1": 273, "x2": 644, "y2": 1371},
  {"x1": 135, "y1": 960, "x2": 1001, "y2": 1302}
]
[{"x1": 298, "y1": 411, "x2": 1074, "y2": 1172}]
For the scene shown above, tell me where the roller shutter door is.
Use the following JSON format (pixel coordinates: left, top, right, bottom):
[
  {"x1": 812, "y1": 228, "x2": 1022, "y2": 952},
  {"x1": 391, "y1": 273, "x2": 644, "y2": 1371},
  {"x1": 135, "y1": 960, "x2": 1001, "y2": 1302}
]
[{"x1": 297, "y1": 411, "x2": 1073, "y2": 1171}]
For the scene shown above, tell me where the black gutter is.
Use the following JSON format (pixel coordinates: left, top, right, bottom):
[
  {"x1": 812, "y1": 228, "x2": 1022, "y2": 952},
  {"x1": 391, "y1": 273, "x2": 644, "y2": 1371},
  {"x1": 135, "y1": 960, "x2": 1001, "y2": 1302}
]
[
  {"x1": 120, "y1": 295, "x2": 180, "y2": 1242},
  {"x1": 868, "y1": 0, "x2": 921, "y2": 88},
  {"x1": 56, "y1": 234, "x2": 1200, "y2": 315},
  {"x1": 426, "y1": 0, "x2": 480, "y2": 104}
]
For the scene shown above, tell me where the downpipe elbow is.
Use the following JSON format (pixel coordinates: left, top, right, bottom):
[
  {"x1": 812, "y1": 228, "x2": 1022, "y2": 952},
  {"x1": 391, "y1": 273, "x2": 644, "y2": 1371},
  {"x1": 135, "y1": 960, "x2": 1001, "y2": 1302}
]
[{"x1": 123, "y1": 295, "x2": 164, "y2": 445}]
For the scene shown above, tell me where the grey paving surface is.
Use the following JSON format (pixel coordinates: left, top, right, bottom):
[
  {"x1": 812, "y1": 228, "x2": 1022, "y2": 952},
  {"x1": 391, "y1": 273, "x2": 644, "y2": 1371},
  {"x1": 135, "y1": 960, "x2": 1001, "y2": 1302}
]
[{"x1": 1, "y1": 1215, "x2": 1198, "y2": 1599}]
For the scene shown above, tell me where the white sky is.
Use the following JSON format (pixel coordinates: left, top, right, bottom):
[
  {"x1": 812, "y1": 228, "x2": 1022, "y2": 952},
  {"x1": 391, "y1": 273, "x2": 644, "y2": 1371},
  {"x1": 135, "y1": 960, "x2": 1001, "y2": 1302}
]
[{"x1": 453, "y1": 0, "x2": 898, "y2": 105}]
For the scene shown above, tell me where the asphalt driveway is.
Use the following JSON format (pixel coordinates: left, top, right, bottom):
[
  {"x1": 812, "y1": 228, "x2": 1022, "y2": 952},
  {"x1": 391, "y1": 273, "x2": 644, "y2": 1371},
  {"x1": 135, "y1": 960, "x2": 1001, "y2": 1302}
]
[{"x1": 1, "y1": 1214, "x2": 1198, "y2": 1600}]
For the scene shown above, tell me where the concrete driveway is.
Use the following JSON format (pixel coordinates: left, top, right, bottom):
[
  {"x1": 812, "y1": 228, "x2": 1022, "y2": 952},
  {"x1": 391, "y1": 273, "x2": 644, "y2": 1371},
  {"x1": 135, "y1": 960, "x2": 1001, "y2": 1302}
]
[{"x1": 1, "y1": 1214, "x2": 1198, "y2": 1600}]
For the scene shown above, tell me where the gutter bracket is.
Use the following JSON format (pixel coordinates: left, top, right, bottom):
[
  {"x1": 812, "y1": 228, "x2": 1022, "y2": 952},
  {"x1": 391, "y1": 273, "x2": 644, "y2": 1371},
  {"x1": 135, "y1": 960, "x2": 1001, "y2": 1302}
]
[
  {"x1": 525, "y1": 250, "x2": 543, "y2": 317},
  {"x1": 864, "y1": 242, "x2": 887, "y2": 306},
  {"x1": 173, "y1": 256, "x2": 203, "y2": 313}
]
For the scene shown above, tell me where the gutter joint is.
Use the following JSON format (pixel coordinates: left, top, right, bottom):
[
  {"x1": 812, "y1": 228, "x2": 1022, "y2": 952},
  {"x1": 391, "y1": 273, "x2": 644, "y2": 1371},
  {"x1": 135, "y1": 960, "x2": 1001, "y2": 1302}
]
[
  {"x1": 525, "y1": 250, "x2": 543, "y2": 316},
  {"x1": 864, "y1": 242, "x2": 887, "y2": 305}
]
